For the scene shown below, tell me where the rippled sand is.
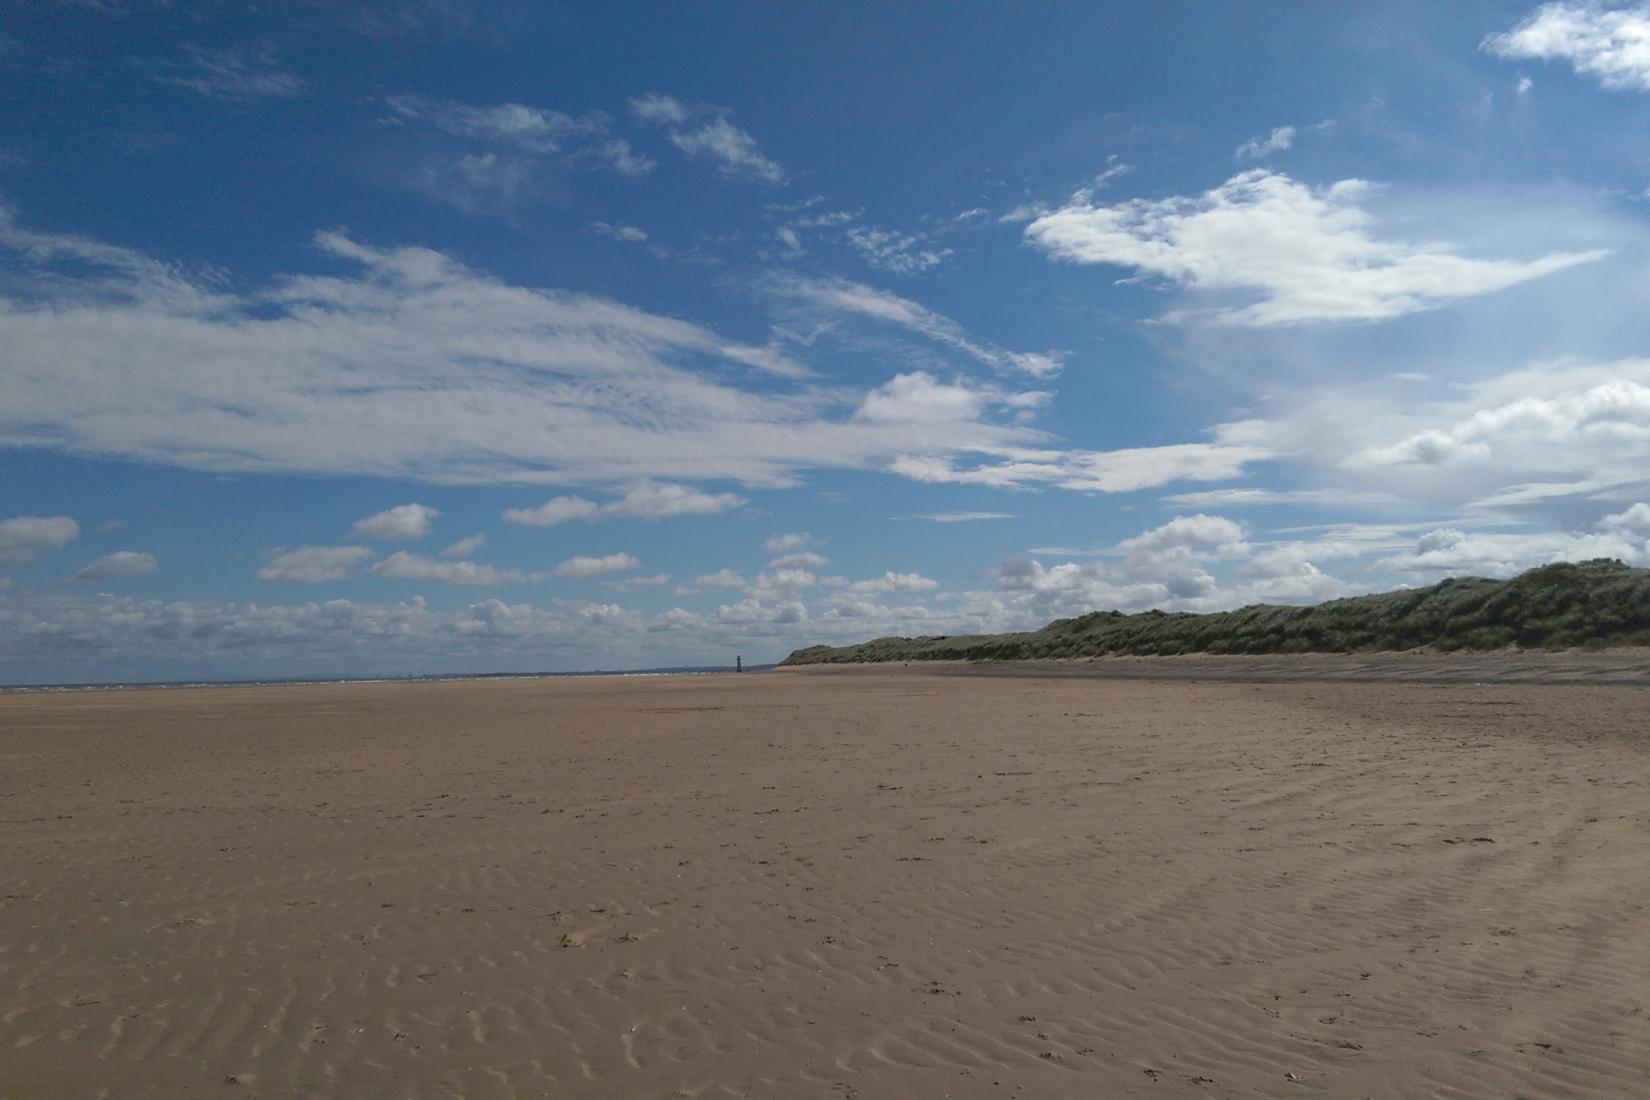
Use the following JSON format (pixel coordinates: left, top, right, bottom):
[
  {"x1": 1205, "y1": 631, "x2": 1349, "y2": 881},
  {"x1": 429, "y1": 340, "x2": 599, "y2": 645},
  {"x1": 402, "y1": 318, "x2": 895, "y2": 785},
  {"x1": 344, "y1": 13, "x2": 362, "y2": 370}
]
[{"x1": 3, "y1": 668, "x2": 1648, "y2": 1097}]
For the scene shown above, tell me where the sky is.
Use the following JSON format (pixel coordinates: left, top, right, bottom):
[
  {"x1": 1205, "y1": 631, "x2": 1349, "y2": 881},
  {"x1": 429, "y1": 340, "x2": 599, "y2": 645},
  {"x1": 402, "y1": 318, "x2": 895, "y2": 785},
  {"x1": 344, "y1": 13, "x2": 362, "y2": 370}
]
[{"x1": 5, "y1": 1, "x2": 1650, "y2": 683}]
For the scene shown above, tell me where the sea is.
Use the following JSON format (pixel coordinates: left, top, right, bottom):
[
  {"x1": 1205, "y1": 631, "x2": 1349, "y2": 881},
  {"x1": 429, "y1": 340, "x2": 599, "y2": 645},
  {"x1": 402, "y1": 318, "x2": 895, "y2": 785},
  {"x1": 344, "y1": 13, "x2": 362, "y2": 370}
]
[{"x1": 0, "y1": 665, "x2": 776, "y2": 694}]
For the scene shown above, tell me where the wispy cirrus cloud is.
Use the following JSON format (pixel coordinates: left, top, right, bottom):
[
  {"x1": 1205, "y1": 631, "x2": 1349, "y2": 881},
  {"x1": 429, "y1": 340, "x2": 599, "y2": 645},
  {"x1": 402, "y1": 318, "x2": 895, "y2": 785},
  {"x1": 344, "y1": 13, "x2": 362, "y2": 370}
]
[
  {"x1": 1023, "y1": 169, "x2": 1608, "y2": 326},
  {"x1": 383, "y1": 93, "x2": 652, "y2": 212},
  {"x1": 0, "y1": 208, "x2": 1064, "y2": 489},
  {"x1": 384, "y1": 94, "x2": 605, "y2": 154},
  {"x1": 770, "y1": 275, "x2": 1067, "y2": 377},
  {"x1": 630, "y1": 93, "x2": 783, "y2": 182},
  {"x1": 152, "y1": 45, "x2": 306, "y2": 101}
]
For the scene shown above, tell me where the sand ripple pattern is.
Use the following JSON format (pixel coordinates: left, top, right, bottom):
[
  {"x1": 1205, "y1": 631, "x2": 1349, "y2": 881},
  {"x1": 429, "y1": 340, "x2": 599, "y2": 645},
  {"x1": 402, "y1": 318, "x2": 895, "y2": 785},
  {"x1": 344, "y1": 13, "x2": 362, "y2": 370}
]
[{"x1": 3, "y1": 671, "x2": 1648, "y2": 1097}]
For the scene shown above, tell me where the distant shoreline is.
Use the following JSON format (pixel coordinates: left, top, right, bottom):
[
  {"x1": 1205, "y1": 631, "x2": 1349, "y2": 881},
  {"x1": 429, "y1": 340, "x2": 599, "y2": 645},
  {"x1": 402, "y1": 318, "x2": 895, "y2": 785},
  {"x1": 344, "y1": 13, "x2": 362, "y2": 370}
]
[{"x1": 0, "y1": 664, "x2": 777, "y2": 695}]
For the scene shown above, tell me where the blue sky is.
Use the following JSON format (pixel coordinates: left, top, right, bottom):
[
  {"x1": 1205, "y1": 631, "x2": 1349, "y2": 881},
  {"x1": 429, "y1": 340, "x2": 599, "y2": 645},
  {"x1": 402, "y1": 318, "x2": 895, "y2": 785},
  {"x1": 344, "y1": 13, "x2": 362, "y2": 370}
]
[{"x1": 5, "y1": 1, "x2": 1650, "y2": 682}]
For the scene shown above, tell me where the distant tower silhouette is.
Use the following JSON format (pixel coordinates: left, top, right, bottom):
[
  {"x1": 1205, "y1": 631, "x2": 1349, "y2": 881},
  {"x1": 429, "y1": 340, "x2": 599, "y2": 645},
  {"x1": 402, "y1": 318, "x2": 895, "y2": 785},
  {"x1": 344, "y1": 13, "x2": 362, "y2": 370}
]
[{"x1": 736, "y1": 655, "x2": 743, "y2": 673}]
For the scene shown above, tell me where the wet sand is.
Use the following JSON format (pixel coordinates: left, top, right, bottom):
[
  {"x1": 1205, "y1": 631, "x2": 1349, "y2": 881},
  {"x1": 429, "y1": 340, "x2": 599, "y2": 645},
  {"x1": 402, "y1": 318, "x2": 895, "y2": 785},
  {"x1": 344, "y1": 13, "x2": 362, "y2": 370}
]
[{"x1": 3, "y1": 667, "x2": 1648, "y2": 1097}]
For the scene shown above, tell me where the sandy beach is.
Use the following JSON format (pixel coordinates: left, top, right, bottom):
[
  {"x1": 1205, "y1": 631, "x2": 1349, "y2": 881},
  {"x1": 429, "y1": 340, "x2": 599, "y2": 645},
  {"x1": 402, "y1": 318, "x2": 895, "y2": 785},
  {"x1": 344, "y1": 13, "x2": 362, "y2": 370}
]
[{"x1": 3, "y1": 666, "x2": 1648, "y2": 1098}]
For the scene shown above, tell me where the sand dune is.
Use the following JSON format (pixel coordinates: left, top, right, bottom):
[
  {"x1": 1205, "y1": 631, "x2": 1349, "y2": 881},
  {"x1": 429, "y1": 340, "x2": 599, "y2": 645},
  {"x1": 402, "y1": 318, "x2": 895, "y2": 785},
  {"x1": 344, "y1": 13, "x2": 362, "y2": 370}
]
[{"x1": 3, "y1": 669, "x2": 1648, "y2": 1097}]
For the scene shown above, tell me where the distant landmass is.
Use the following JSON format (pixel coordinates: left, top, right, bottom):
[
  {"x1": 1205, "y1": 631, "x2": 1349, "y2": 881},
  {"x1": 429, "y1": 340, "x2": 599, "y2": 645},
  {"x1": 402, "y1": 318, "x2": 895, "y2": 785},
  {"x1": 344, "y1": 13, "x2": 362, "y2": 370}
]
[{"x1": 780, "y1": 559, "x2": 1650, "y2": 665}]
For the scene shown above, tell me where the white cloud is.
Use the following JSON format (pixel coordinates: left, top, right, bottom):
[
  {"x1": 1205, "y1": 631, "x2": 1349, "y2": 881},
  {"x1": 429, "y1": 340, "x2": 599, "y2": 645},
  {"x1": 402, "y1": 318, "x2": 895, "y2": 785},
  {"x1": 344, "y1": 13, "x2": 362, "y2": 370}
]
[
  {"x1": 407, "y1": 152, "x2": 535, "y2": 214},
  {"x1": 1374, "y1": 524, "x2": 1649, "y2": 576},
  {"x1": 603, "y1": 482, "x2": 747, "y2": 518},
  {"x1": 1358, "y1": 377, "x2": 1650, "y2": 466},
  {"x1": 370, "y1": 550, "x2": 531, "y2": 586},
  {"x1": 909, "y1": 511, "x2": 1015, "y2": 522},
  {"x1": 351, "y1": 503, "x2": 440, "y2": 541},
  {"x1": 842, "y1": 571, "x2": 939, "y2": 595},
  {"x1": 845, "y1": 226, "x2": 952, "y2": 275},
  {"x1": 1485, "y1": 3, "x2": 1650, "y2": 91},
  {"x1": 71, "y1": 550, "x2": 156, "y2": 581},
  {"x1": 503, "y1": 496, "x2": 601, "y2": 527},
  {"x1": 387, "y1": 94, "x2": 653, "y2": 175},
  {"x1": 629, "y1": 93, "x2": 690, "y2": 125},
  {"x1": 764, "y1": 532, "x2": 812, "y2": 552},
  {"x1": 858, "y1": 372, "x2": 997, "y2": 424},
  {"x1": 772, "y1": 276, "x2": 1066, "y2": 377},
  {"x1": 553, "y1": 552, "x2": 639, "y2": 578},
  {"x1": 591, "y1": 221, "x2": 648, "y2": 242},
  {"x1": 1114, "y1": 514, "x2": 1248, "y2": 555},
  {"x1": 384, "y1": 94, "x2": 603, "y2": 154},
  {"x1": 595, "y1": 140, "x2": 655, "y2": 177},
  {"x1": 0, "y1": 210, "x2": 1060, "y2": 489},
  {"x1": 504, "y1": 483, "x2": 745, "y2": 526},
  {"x1": 0, "y1": 515, "x2": 78, "y2": 563},
  {"x1": 767, "y1": 551, "x2": 829, "y2": 569},
  {"x1": 892, "y1": 437, "x2": 1270, "y2": 493},
  {"x1": 1161, "y1": 487, "x2": 1399, "y2": 508},
  {"x1": 1023, "y1": 169, "x2": 1608, "y2": 325},
  {"x1": 257, "y1": 546, "x2": 376, "y2": 583},
  {"x1": 676, "y1": 568, "x2": 747, "y2": 595},
  {"x1": 0, "y1": 591, "x2": 660, "y2": 684},
  {"x1": 748, "y1": 568, "x2": 817, "y2": 594},
  {"x1": 630, "y1": 94, "x2": 783, "y2": 182},
  {"x1": 1602, "y1": 502, "x2": 1650, "y2": 530},
  {"x1": 440, "y1": 533, "x2": 485, "y2": 558},
  {"x1": 607, "y1": 572, "x2": 671, "y2": 591},
  {"x1": 156, "y1": 46, "x2": 305, "y2": 100},
  {"x1": 1235, "y1": 125, "x2": 1296, "y2": 160}
]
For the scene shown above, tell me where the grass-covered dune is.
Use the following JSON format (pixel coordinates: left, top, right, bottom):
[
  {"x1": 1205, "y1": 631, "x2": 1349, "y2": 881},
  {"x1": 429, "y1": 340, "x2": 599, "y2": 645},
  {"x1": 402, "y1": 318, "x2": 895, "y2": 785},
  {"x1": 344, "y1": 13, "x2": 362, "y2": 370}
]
[{"x1": 780, "y1": 559, "x2": 1650, "y2": 666}]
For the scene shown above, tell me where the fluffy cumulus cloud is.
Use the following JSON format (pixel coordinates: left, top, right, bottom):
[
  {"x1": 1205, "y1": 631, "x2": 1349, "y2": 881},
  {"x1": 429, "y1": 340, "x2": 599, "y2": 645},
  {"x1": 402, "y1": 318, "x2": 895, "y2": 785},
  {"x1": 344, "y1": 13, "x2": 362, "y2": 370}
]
[
  {"x1": 763, "y1": 532, "x2": 812, "y2": 553},
  {"x1": 0, "y1": 515, "x2": 79, "y2": 563},
  {"x1": 553, "y1": 552, "x2": 639, "y2": 578},
  {"x1": 504, "y1": 496, "x2": 603, "y2": 527},
  {"x1": 1374, "y1": 522, "x2": 1650, "y2": 577},
  {"x1": 0, "y1": 209, "x2": 1076, "y2": 490},
  {"x1": 440, "y1": 534, "x2": 486, "y2": 558},
  {"x1": 351, "y1": 503, "x2": 440, "y2": 541},
  {"x1": 258, "y1": 546, "x2": 376, "y2": 583},
  {"x1": 1602, "y1": 502, "x2": 1650, "y2": 531},
  {"x1": 675, "y1": 568, "x2": 747, "y2": 595},
  {"x1": 1359, "y1": 376, "x2": 1650, "y2": 467},
  {"x1": 1114, "y1": 514, "x2": 1248, "y2": 555},
  {"x1": 602, "y1": 482, "x2": 748, "y2": 518},
  {"x1": 0, "y1": 592, "x2": 655, "y2": 684},
  {"x1": 71, "y1": 550, "x2": 157, "y2": 581},
  {"x1": 767, "y1": 551, "x2": 829, "y2": 569},
  {"x1": 504, "y1": 482, "x2": 746, "y2": 526},
  {"x1": 630, "y1": 94, "x2": 784, "y2": 182},
  {"x1": 369, "y1": 551, "x2": 533, "y2": 586},
  {"x1": 1485, "y1": 3, "x2": 1650, "y2": 91},
  {"x1": 841, "y1": 571, "x2": 939, "y2": 594},
  {"x1": 1023, "y1": 170, "x2": 1607, "y2": 325}
]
